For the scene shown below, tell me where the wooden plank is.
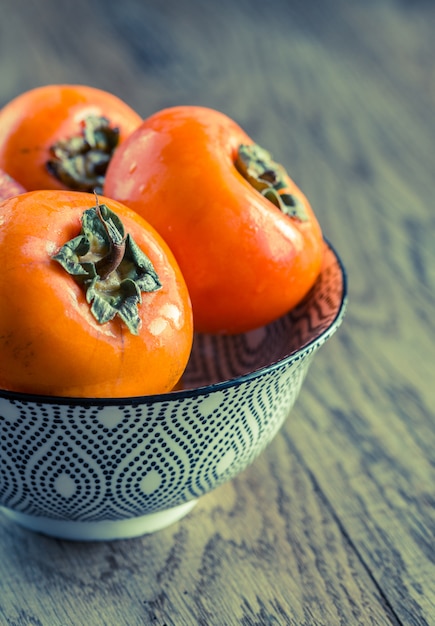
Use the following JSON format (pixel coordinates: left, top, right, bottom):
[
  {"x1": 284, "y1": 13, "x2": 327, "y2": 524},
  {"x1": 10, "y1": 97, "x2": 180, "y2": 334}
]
[
  {"x1": 0, "y1": 437, "x2": 399, "y2": 625},
  {"x1": 277, "y1": 3, "x2": 435, "y2": 621},
  {"x1": 292, "y1": 332, "x2": 435, "y2": 625}
]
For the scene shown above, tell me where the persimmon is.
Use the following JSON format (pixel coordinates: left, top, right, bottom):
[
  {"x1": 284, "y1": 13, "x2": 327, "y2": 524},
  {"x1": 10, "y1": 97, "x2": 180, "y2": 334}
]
[
  {"x1": 0, "y1": 167, "x2": 26, "y2": 201},
  {"x1": 0, "y1": 84, "x2": 142, "y2": 193},
  {"x1": 0, "y1": 190, "x2": 193, "y2": 398},
  {"x1": 104, "y1": 105, "x2": 324, "y2": 334}
]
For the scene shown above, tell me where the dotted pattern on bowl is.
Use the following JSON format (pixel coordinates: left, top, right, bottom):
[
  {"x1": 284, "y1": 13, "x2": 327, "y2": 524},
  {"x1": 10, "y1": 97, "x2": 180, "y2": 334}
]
[{"x1": 0, "y1": 240, "x2": 346, "y2": 522}]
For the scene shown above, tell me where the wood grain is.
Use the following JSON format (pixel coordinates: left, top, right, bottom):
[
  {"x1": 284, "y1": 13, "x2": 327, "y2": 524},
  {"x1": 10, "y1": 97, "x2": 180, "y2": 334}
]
[
  {"x1": 1, "y1": 0, "x2": 434, "y2": 624},
  {"x1": 0, "y1": 451, "x2": 400, "y2": 626}
]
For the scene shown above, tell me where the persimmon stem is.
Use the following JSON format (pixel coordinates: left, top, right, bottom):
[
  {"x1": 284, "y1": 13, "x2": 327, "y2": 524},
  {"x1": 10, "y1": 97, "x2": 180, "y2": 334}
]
[
  {"x1": 235, "y1": 143, "x2": 308, "y2": 221},
  {"x1": 94, "y1": 194, "x2": 126, "y2": 280},
  {"x1": 46, "y1": 115, "x2": 120, "y2": 194},
  {"x1": 52, "y1": 199, "x2": 161, "y2": 335}
]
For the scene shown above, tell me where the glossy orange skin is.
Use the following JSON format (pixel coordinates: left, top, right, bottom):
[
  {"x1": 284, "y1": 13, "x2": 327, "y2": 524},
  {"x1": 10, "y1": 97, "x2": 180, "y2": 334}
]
[
  {"x1": 0, "y1": 84, "x2": 142, "y2": 191},
  {"x1": 104, "y1": 106, "x2": 324, "y2": 334},
  {"x1": 0, "y1": 190, "x2": 193, "y2": 397}
]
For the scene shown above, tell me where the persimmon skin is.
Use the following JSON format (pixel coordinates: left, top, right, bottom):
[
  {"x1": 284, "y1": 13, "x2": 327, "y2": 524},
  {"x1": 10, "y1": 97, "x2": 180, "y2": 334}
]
[
  {"x1": 104, "y1": 105, "x2": 324, "y2": 334},
  {"x1": 0, "y1": 190, "x2": 193, "y2": 398},
  {"x1": 0, "y1": 167, "x2": 26, "y2": 201},
  {"x1": 0, "y1": 84, "x2": 142, "y2": 191}
]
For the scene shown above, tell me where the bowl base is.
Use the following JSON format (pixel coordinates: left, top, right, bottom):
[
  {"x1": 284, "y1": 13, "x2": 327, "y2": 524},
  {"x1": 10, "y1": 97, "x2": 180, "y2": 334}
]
[{"x1": 0, "y1": 500, "x2": 197, "y2": 541}]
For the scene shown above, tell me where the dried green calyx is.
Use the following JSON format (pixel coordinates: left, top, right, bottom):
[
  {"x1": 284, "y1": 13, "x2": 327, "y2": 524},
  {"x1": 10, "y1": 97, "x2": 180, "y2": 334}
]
[
  {"x1": 235, "y1": 143, "x2": 308, "y2": 221},
  {"x1": 47, "y1": 115, "x2": 120, "y2": 193},
  {"x1": 52, "y1": 199, "x2": 161, "y2": 335}
]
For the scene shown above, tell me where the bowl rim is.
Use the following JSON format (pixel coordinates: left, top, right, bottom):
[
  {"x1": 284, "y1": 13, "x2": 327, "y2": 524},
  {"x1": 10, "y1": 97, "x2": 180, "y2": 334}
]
[{"x1": 0, "y1": 239, "x2": 347, "y2": 407}]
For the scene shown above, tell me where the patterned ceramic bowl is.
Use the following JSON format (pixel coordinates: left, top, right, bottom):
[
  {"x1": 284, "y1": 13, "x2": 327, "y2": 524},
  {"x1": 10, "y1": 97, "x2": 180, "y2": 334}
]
[{"x1": 0, "y1": 240, "x2": 346, "y2": 541}]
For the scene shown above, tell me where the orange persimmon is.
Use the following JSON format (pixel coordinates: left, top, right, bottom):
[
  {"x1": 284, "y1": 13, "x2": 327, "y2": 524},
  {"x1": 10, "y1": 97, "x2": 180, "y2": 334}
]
[
  {"x1": 0, "y1": 167, "x2": 26, "y2": 201},
  {"x1": 104, "y1": 105, "x2": 324, "y2": 334},
  {"x1": 0, "y1": 190, "x2": 193, "y2": 397},
  {"x1": 0, "y1": 84, "x2": 142, "y2": 193}
]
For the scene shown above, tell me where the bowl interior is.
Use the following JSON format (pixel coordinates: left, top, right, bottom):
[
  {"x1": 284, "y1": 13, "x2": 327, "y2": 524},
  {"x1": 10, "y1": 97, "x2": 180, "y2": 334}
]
[{"x1": 182, "y1": 239, "x2": 346, "y2": 390}]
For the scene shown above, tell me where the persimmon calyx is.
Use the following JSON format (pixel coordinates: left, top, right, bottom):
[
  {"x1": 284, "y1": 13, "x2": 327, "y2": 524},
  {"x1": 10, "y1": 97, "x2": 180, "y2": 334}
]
[
  {"x1": 53, "y1": 201, "x2": 161, "y2": 335},
  {"x1": 46, "y1": 115, "x2": 120, "y2": 193},
  {"x1": 235, "y1": 144, "x2": 308, "y2": 221}
]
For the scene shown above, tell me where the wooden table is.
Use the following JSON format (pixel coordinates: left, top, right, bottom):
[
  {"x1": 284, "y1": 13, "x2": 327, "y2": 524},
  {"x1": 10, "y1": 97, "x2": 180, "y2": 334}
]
[{"x1": 1, "y1": 0, "x2": 434, "y2": 624}]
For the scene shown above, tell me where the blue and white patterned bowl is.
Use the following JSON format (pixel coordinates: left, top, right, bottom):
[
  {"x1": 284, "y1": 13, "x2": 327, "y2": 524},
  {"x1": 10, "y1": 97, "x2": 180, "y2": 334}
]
[{"x1": 0, "y1": 240, "x2": 346, "y2": 541}]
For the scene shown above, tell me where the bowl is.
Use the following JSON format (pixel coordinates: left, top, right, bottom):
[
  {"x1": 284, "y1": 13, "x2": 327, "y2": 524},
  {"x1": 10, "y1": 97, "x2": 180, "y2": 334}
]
[{"x1": 0, "y1": 240, "x2": 347, "y2": 541}]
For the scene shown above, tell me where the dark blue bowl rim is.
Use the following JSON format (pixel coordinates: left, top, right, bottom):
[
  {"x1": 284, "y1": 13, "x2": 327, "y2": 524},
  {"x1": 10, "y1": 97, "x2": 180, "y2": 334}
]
[{"x1": 0, "y1": 239, "x2": 347, "y2": 407}]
